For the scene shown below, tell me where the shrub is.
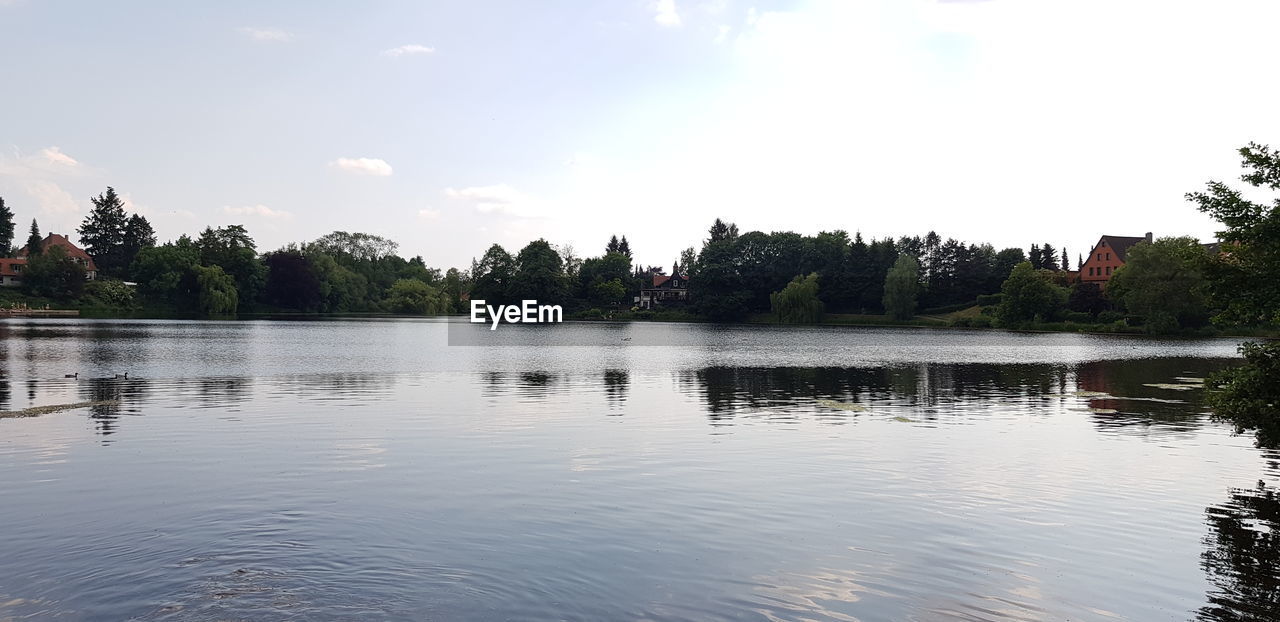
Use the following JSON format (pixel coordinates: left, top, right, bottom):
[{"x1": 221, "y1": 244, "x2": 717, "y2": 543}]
[
  {"x1": 976, "y1": 293, "x2": 1004, "y2": 307},
  {"x1": 1097, "y1": 310, "x2": 1126, "y2": 324},
  {"x1": 1207, "y1": 341, "x2": 1280, "y2": 447}
]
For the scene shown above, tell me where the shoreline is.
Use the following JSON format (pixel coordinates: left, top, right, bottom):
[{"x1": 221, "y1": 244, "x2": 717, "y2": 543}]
[{"x1": 18, "y1": 308, "x2": 1272, "y2": 340}]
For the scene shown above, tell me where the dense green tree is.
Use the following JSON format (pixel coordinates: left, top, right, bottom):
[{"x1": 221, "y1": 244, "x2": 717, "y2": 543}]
[
  {"x1": 617, "y1": 236, "x2": 632, "y2": 258},
  {"x1": 23, "y1": 246, "x2": 86, "y2": 300},
  {"x1": 0, "y1": 196, "x2": 14, "y2": 256},
  {"x1": 691, "y1": 234, "x2": 749, "y2": 321},
  {"x1": 131, "y1": 237, "x2": 200, "y2": 308},
  {"x1": 996, "y1": 262, "x2": 1066, "y2": 326},
  {"x1": 1067, "y1": 281, "x2": 1109, "y2": 317},
  {"x1": 1188, "y1": 142, "x2": 1280, "y2": 326},
  {"x1": 679, "y1": 246, "x2": 698, "y2": 276},
  {"x1": 262, "y1": 249, "x2": 322, "y2": 311},
  {"x1": 771, "y1": 273, "x2": 824, "y2": 324},
  {"x1": 442, "y1": 268, "x2": 465, "y2": 313},
  {"x1": 305, "y1": 249, "x2": 369, "y2": 312},
  {"x1": 77, "y1": 186, "x2": 131, "y2": 277},
  {"x1": 1061, "y1": 248, "x2": 1069, "y2": 272},
  {"x1": 197, "y1": 225, "x2": 265, "y2": 305},
  {"x1": 120, "y1": 214, "x2": 156, "y2": 278},
  {"x1": 193, "y1": 264, "x2": 238, "y2": 315},
  {"x1": 470, "y1": 244, "x2": 517, "y2": 304},
  {"x1": 707, "y1": 218, "x2": 739, "y2": 243},
  {"x1": 590, "y1": 278, "x2": 628, "y2": 307},
  {"x1": 606, "y1": 235, "x2": 620, "y2": 255},
  {"x1": 512, "y1": 239, "x2": 568, "y2": 303},
  {"x1": 1207, "y1": 341, "x2": 1280, "y2": 448},
  {"x1": 25, "y1": 219, "x2": 42, "y2": 257},
  {"x1": 882, "y1": 254, "x2": 919, "y2": 320},
  {"x1": 311, "y1": 231, "x2": 399, "y2": 261},
  {"x1": 1107, "y1": 237, "x2": 1211, "y2": 333},
  {"x1": 387, "y1": 278, "x2": 448, "y2": 314},
  {"x1": 578, "y1": 252, "x2": 632, "y2": 306}
]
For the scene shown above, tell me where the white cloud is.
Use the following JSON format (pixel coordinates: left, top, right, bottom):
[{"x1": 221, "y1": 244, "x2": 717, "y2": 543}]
[
  {"x1": 238, "y1": 27, "x2": 294, "y2": 42},
  {"x1": 714, "y1": 24, "x2": 731, "y2": 44},
  {"x1": 21, "y1": 179, "x2": 79, "y2": 214},
  {"x1": 653, "y1": 0, "x2": 681, "y2": 27},
  {"x1": 382, "y1": 44, "x2": 435, "y2": 58},
  {"x1": 444, "y1": 184, "x2": 544, "y2": 217},
  {"x1": 329, "y1": 157, "x2": 393, "y2": 177},
  {"x1": 417, "y1": 208, "x2": 442, "y2": 220},
  {"x1": 39, "y1": 147, "x2": 78, "y2": 167},
  {"x1": 223, "y1": 204, "x2": 292, "y2": 219}
]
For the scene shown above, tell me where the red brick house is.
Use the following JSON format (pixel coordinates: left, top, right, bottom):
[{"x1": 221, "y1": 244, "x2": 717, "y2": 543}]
[
  {"x1": 1080, "y1": 233, "x2": 1151, "y2": 285},
  {"x1": 0, "y1": 234, "x2": 99, "y2": 287}
]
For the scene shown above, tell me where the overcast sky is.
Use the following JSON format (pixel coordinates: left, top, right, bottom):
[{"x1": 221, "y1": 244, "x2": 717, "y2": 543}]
[{"x1": 2, "y1": 0, "x2": 1278, "y2": 269}]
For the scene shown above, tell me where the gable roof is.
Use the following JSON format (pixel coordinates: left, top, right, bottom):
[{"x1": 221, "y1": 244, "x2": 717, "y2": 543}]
[
  {"x1": 1094, "y1": 235, "x2": 1147, "y2": 263},
  {"x1": 17, "y1": 234, "x2": 99, "y2": 272},
  {"x1": 650, "y1": 274, "x2": 689, "y2": 289}
]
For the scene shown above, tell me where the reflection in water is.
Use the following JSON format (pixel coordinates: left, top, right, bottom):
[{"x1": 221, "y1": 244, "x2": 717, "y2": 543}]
[
  {"x1": 603, "y1": 369, "x2": 628, "y2": 410},
  {"x1": 77, "y1": 377, "x2": 148, "y2": 436},
  {"x1": 1199, "y1": 477, "x2": 1280, "y2": 621},
  {"x1": 683, "y1": 364, "x2": 1072, "y2": 421}
]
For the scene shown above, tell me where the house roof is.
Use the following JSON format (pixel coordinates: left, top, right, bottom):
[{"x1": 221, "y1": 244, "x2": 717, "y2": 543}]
[
  {"x1": 650, "y1": 274, "x2": 689, "y2": 289},
  {"x1": 0, "y1": 258, "x2": 26, "y2": 276},
  {"x1": 17, "y1": 234, "x2": 98, "y2": 272},
  {"x1": 1095, "y1": 235, "x2": 1148, "y2": 263}
]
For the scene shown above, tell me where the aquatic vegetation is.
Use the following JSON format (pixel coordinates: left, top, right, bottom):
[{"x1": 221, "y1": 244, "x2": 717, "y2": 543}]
[
  {"x1": 1143, "y1": 383, "x2": 1203, "y2": 391},
  {"x1": 0, "y1": 400, "x2": 121, "y2": 419},
  {"x1": 816, "y1": 399, "x2": 868, "y2": 412}
]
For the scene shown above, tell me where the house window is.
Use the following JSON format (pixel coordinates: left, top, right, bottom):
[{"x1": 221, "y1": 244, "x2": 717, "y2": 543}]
[
  {"x1": 12, "y1": 265, "x2": 22, "y2": 273},
  {"x1": 1106, "y1": 266, "x2": 1112, "y2": 276},
  {"x1": 1088, "y1": 267, "x2": 1094, "y2": 276},
  {"x1": 1106, "y1": 253, "x2": 1110, "y2": 261}
]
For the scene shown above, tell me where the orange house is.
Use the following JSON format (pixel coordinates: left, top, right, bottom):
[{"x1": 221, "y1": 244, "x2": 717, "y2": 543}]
[{"x1": 1080, "y1": 233, "x2": 1151, "y2": 285}]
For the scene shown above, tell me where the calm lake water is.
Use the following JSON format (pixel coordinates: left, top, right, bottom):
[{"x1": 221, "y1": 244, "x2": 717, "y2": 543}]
[{"x1": 0, "y1": 319, "x2": 1276, "y2": 621}]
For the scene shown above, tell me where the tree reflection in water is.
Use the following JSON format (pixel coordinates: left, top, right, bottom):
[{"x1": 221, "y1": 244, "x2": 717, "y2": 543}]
[{"x1": 1199, "y1": 478, "x2": 1280, "y2": 621}]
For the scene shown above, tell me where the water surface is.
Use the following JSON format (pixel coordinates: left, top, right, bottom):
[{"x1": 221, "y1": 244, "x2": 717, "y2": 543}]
[{"x1": 0, "y1": 319, "x2": 1275, "y2": 621}]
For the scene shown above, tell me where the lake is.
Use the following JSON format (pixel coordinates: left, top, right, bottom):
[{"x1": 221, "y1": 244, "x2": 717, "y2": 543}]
[{"x1": 0, "y1": 319, "x2": 1275, "y2": 621}]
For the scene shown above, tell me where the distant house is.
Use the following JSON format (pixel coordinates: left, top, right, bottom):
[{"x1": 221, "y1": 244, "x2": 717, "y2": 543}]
[
  {"x1": 1079, "y1": 233, "x2": 1151, "y2": 285},
  {"x1": 0, "y1": 234, "x2": 99, "y2": 287},
  {"x1": 638, "y1": 273, "x2": 690, "y2": 310}
]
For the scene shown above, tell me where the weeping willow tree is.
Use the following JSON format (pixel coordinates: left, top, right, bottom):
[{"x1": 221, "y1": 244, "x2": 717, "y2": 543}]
[
  {"x1": 770, "y1": 273, "x2": 824, "y2": 324},
  {"x1": 882, "y1": 254, "x2": 920, "y2": 320},
  {"x1": 194, "y1": 264, "x2": 238, "y2": 316}
]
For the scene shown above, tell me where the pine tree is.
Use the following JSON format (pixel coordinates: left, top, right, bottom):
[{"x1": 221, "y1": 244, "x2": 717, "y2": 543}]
[
  {"x1": 0, "y1": 196, "x2": 14, "y2": 256},
  {"x1": 606, "y1": 235, "x2": 620, "y2": 255},
  {"x1": 617, "y1": 235, "x2": 632, "y2": 258},
  {"x1": 1029, "y1": 244, "x2": 1042, "y2": 269},
  {"x1": 1061, "y1": 247, "x2": 1069, "y2": 271},
  {"x1": 78, "y1": 186, "x2": 130, "y2": 277},
  {"x1": 25, "y1": 219, "x2": 43, "y2": 257}
]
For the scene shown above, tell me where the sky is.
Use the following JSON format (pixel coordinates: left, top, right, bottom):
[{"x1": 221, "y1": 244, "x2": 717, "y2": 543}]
[{"x1": 2, "y1": 0, "x2": 1279, "y2": 270}]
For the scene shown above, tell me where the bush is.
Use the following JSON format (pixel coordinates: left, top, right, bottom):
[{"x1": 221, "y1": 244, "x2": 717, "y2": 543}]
[
  {"x1": 976, "y1": 293, "x2": 1004, "y2": 307},
  {"x1": 1097, "y1": 310, "x2": 1126, "y2": 324},
  {"x1": 1063, "y1": 311, "x2": 1093, "y2": 323},
  {"x1": 1207, "y1": 341, "x2": 1280, "y2": 447},
  {"x1": 84, "y1": 279, "x2": 136, "y2": 308},
  {"x1": 770, "y1": 273, "x2": 824, "y2": 324}
]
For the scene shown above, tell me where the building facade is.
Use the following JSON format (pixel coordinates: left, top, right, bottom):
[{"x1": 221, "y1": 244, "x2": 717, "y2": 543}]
[
  {"x1": 1079, "y1": 233, "x2": 1150, "y2": 284},
  {"x1": 638, "y1": 273, "x2": 690, "y2": 310},
  {"x1": 1, "y1": 234, "x2": 99, "y2": 287}
]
